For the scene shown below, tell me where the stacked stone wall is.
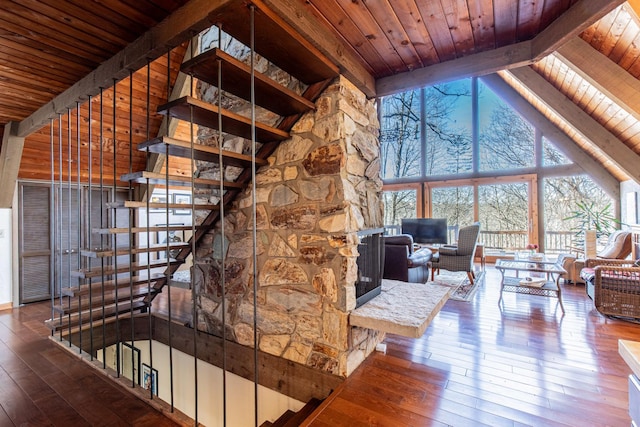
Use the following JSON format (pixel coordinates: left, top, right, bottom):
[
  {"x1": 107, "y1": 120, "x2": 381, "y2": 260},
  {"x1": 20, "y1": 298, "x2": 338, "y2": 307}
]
[{"x1": 193, "y1": 75, "x2": 384, "y2": 377}]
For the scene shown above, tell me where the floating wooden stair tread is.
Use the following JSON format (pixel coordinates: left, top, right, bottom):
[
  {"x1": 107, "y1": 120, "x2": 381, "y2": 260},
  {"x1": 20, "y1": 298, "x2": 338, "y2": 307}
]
[
  {"x1": 121, "y1": 170, "x2": 243, "y2": 189},
  {"x1": 93, "y1": 224, "x2": 208, "y2": 234},
  {"x1": 208, "y1": 1, "x2": 339, "y2": 85},
  {"x1": 107, "y1": 200, "x2": 221, "y2": 210},
  {"x1": 45, "y1": 301, "x2": 147, "y2": 332},
  {"x1": 158, "y1": 96, "x2": 289, "y2": 143},
  {"x1": 62, "y1": 274, "x2": 164, "y2": 297},
  {"x1": 81, "y1": 242, "x2": 190, "y2": 258},
  {"x1": 54, "y1": 284, "x2": 153, "y2": 315},
  {"x1": 138, "y1": 136, "x2": 268, "y2": 168},
  {"x1": 72, "y1": 259, "x2": 181, "y2": 279},
  {"x1": 181, "y1": 48, "x2": 316, "y2": 117}
]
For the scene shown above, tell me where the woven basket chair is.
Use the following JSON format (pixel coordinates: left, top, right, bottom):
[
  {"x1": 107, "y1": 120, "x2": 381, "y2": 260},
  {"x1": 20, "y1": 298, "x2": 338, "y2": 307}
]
[{"x1": 582, "y1": 258, "x2": 640, "y2": 320}]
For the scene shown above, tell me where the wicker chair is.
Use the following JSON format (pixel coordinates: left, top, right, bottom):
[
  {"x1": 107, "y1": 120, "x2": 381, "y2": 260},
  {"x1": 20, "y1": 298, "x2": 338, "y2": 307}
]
[
  {"x1": 581, "y1": 258, "x2": 640, "y2": 320},
  {"x1": 430, "y1": 222, "x2": 480, "y2": 284}
]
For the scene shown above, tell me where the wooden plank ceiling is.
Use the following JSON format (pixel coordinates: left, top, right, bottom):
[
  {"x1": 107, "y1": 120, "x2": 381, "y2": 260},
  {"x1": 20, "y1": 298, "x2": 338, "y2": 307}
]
[{"x1": 0, "y1": 0, "x2": 638, "y2": 185}]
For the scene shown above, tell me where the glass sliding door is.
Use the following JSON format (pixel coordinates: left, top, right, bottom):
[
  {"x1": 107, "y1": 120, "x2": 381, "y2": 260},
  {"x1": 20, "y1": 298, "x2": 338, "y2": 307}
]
[
  {"x1": 478, "y1": 182, "x2": 529, "y2": 251},
  {"x1": 543, "y1": 175, "x2": 613, "y2": 253},
  {"x1": 431, "y1": 186, "x2": 473, "y2": 244}
]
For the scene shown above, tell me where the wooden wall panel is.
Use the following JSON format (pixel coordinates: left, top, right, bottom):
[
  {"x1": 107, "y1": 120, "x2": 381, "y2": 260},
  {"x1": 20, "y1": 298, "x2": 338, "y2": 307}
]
[{"x1": 17, "y1": 46, "x2": 186, "y2": 185}]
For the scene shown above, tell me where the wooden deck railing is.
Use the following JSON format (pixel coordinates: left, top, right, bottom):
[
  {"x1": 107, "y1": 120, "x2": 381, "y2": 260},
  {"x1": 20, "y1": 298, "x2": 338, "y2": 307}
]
[{"x1": 385, "y1": 225, "x2": 575, "y2": 254}]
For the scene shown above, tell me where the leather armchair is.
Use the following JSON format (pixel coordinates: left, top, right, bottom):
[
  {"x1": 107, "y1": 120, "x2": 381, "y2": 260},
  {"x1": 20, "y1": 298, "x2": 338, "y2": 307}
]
[
  {"x1": 383, "y1": 234, "x2": 432, "y2": 283},
  {"x1": 431, "y1": 222, "x2": 481, "y2": 284}
]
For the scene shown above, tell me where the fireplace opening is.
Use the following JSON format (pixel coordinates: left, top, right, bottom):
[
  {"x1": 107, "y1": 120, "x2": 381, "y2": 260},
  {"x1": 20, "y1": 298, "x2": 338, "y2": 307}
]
[{"x1": 355, "y1": 228, "x2": 385, "y2": 308}]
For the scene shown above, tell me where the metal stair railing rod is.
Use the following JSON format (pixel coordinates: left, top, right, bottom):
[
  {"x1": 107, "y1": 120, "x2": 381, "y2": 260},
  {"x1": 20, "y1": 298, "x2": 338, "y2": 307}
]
[
  {"x1": 99, "y1": 88, "x2": 107, "y2": 368},
  {"x1": 66, "y1": 108, "x2": 72, "y2": 345},
  {"x1": 188, "y1": 33, "x2": 200, "y2": 425},
  {"x1": 145, "y1": 59, "x2": 154, "y2": 399},
  {"x1": 128, "y1": 69, "x2": 136, "y2": 388},
  {"x1": 76, "y1": 101, "x2": 83, "y2": 352},
  {"x1": 49, "y1": 118, "x2": 55, "y2": 336},
  {"x1": 164, "y1": 48, "x2": 175, "y2": 412},
  {"x1": 112, "y1": 78, "x2": 121, "y2": 377},
  {"x1": 57, "y1": 113, "x2": 63, "y2": 342},
  {"x1": 217, "y1": 23, "x2": 228, "y2": 426},
  {"x1": 87, "y1": 95, "x2": 95, "y2": 360},
  {"x1": 249, "y1": 6, "x2": 259, "y2": 426},
  {"x1": 187, "y1": 77, "x2": 199, "y2": 426}
]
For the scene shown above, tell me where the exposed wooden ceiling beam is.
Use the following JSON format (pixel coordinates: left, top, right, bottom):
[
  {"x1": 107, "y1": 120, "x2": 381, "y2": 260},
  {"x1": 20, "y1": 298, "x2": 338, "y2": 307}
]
[
  {"x1": 0, "y1": 122, "x2": 25, "y2": 208},
  {"x1": 507, "y1": 66, "x2": 640, "y2": 185},
  {"x1": 555, "y1": 37, "x2": 640, "y2": 122},
  {"x1": 260, "y1": 0, "x2": 376, "y2": 98},
  {"x1": 377, "y1": 41, "x2": 533, "y2": 96},
  {"x1": 627, "y1": 0, "x2": 640, "y2": 23},
  {"x1": 480, "y1": 74, "x2": 619, "y2": 199},
  {"x1": 16, "y1": 0, "x2": 234, "y2": 138},
  {"x1": 531, "y1": 0, "x2": 625, "y2": 58},
  {"x1": 376, "y1": 0, "x2": 624, "y2": 97}
]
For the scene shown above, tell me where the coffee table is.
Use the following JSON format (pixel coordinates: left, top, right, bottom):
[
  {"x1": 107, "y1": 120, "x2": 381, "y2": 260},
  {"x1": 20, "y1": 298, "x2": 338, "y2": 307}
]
[{"x1": 496, "y1": 258, "x2": 566, "y2": 313}]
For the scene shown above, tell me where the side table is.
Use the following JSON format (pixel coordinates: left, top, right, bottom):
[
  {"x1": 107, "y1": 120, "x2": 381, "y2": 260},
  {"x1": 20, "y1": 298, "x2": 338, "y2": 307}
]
[{"x1": 475, "y1": 244, "x2": 485, "y2": 271}]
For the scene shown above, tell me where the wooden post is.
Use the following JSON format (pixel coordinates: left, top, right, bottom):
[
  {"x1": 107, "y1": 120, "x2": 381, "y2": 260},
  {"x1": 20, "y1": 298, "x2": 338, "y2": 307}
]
[{"x1": 0, "y1": 122, "x2": 25, "y2": 208}]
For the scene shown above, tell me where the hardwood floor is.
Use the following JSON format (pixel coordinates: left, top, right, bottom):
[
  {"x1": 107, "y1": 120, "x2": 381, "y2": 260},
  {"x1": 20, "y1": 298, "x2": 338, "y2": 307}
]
[
  {"x1": 2, "y1": 266, "x2": 639, "y2": 426},
  {"x1": 0, "y1": 301, "x2": 179, "y2": 426},
  {"x1": 305, "y1": 267, "x2": 639, "y2": 427}
]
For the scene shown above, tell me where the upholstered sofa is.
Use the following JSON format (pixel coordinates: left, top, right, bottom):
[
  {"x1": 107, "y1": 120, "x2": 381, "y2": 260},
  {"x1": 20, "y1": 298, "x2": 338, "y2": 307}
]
[{"x1": 383, "y1": 234, "x2": 432, "y2": 283}]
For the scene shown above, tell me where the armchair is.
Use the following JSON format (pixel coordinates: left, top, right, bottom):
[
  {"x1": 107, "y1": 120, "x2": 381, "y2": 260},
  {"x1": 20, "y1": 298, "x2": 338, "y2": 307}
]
[
  {"x1": 580, "y1": 258, "x2": 640, "y2": 320},
  {"x1": 383, "y1": 234, "x2": 433, "y2": 283},
  {"x1": 560, "y1": 230, "x2": 632, "y2": 285},
  {"x1": 567, "y1": 230, "x2": 632, "y2": 259},
  {"x1": 430, "y1": 222, "x2": 481, "y2": 284}
]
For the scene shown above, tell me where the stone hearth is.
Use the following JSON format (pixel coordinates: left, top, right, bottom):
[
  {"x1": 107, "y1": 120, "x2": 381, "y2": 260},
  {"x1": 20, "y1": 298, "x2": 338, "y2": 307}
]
[{"x1": 350, "y1": 280, "x2": 451, "y2": 338}]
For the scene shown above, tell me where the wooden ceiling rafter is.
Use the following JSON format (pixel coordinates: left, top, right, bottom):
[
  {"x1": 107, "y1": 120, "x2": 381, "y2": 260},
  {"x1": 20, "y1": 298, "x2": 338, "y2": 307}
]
[
  {"x1": 507, "y1": 66, "x2": 640, "y2": 185},
  {"x1": 0, "y1": 122, "x2": 24, "y2": 207},
  {"x1": 376, "y1": 0, "x2": 626, "y2": 97},
  {"x1": 16, "y1": 0, "x2": 235, "y2": 139}
]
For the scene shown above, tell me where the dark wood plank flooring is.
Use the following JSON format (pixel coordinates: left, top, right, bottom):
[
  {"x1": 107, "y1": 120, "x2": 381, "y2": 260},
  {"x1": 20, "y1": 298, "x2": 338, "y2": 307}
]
[
  {"x1": 3, "y1": 266, "x2": 639, "y2": 426},
  {"x1": 0, "y1": 301, "x2": 179, "y2": 427},
  {"x1": 305, "y1": 267, "x2": 638, "y2": 426}
]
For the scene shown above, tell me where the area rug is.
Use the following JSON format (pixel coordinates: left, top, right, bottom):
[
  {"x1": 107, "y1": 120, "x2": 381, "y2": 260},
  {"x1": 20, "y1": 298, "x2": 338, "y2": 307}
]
[{"x1": 428, "y1": 270, "x2": 485, "y2": 302}]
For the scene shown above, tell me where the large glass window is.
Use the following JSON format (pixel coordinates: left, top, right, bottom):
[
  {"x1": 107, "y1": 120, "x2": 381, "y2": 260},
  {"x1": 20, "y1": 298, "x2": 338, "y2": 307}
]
[
  {"x1": 383, "y1": 189, "x2": 417, "y2": 227},
  {"x1": 380, "y1": 90, "x2": 421, "y2": 179},
  {"x1": 425, "y1": 79, "x2": 472, "y2": 176},
  {"x1": 380, "y1": 78, "x2": 618, "y2": 255},
  {"x1": 431, "y1": 186, "x2": 473, "y2": 243},
  {"x1": 542, "y1": 136, "x2": 572, "y2": 166},
  {"x1": 478, "y1": 81, "x2": 534, "y2": 171},
  {"x1": 543, "y1": 176, "x2": 612, "y2": 253},
  {"x1": 478, "y1": 183, "x2": 529, "y2": 250}
]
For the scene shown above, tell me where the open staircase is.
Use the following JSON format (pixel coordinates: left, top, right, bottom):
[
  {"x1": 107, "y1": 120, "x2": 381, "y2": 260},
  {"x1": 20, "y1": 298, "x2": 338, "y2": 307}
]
[{"x1": 46, "y1": 0, "x2": 339, "y2": 333}]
